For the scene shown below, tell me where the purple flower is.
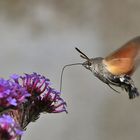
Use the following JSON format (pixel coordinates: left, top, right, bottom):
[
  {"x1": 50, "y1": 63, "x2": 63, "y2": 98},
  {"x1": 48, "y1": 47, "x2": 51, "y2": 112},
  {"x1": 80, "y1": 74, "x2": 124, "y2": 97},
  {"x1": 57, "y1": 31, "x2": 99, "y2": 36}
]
[
  {"x1": 0, "y1": 78, "x2": 30, "y2": 111},
  {"x1": 0, "y1": 73, "x2": 67, "y2": 140},
  {"x1": 0, "y1": 114, "x2": 23, "y2": 140},
  {"x1": 20, "y1": 73, "x2": 50, "y2": 96},
  {"x1": 41, "y1": 87, "x2": 67, "y2": 113},
  {"x1": 12, "y1": 73, "x2": 67, "y2": 114}
]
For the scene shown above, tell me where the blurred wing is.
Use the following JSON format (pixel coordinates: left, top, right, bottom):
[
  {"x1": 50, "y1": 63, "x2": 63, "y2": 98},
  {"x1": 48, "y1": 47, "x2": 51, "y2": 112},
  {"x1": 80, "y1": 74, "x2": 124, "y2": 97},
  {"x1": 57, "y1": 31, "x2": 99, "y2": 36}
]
[
  {"x1": 104, "y1": 36, "x2": 140, "y2": 75},
  {"x1": 103, "y1": 58, "x2": 134, "y2": 75}
]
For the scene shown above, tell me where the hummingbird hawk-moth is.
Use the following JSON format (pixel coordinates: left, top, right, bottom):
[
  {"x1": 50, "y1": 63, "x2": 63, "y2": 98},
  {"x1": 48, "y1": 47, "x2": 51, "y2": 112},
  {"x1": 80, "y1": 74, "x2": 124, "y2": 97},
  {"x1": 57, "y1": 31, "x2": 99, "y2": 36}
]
[
  {"x1": 75, "y1": 36, "x2": 140, "y2": 99},
  {"x1": 60, "y1": 36, "x2": 140, "y2": 99}
]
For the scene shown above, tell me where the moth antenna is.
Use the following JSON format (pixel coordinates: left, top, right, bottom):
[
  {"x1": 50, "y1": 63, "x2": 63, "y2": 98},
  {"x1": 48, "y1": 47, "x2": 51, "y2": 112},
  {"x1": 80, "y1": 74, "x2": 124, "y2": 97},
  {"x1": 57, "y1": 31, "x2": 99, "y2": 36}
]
[
  {"x1": 60, "y1": 63, "x2": 82, "y2": 92},
  {"x1": 80, "y1": 55, "x2": 88, "y2": 59},
  {"x1": 75, "y1": 47, "x2": 90, "y2": 60}
]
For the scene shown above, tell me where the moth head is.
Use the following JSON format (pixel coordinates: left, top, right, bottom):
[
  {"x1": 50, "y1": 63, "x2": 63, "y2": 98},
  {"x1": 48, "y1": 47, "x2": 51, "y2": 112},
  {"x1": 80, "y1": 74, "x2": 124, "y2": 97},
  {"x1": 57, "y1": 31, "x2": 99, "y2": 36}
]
[
  {"x1": 75, "y1": 47, "x2": 91, "y2": 69},
  {"x1": 82, "y1": 59, "x2": 93, "y2": 71},
  {"x1": 84, "y1": 58, "x2": 104, "y2": 74}
]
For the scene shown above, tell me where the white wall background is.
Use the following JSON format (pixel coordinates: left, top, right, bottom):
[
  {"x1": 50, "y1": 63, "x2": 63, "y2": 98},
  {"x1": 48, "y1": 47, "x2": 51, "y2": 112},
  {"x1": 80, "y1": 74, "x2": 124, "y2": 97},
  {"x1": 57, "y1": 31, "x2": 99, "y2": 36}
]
[{"x1": 0, "y1": 0, "x2": 140, "y2": 140}]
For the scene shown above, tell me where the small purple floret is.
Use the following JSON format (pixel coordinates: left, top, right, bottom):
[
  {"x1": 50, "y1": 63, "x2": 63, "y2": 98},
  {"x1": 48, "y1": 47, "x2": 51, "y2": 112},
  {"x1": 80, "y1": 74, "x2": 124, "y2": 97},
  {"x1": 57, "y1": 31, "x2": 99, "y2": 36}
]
[
  {"x1": 0, "y1": 78, "x2": 30, "y2": 109},
  {"x1": 0, "y1": 114, "x2": 23, "y2": 139}
]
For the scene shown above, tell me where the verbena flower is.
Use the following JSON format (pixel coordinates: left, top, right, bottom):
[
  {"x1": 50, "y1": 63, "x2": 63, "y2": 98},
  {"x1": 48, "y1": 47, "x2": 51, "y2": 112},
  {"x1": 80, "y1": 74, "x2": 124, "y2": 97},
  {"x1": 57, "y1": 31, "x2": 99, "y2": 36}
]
[
  {"x1": 0, "y1": 78, "x2": 30, "y2": 111},
  {"x1": 0, "y1": 73, "x2": 67, "y2": 140},
  {"x1": 0, "y1": 114, "x2": 23, "y2": 140},
  {"x1": 12, "y1": 73, "x2": 67, "y2": 125},
  {"x1": 11, "y1": 73, "x2": 67, "y2": 114}
]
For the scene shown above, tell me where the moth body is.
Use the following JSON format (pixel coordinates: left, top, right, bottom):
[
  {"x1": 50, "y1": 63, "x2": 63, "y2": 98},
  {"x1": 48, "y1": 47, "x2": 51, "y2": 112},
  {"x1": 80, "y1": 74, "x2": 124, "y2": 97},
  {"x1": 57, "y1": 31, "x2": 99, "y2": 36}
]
[
  {"x1": 82, "y1": 57, "x2": 139, "y2": 99},
  {"x1": 75, "y1": 36, "x2": 140, "y2": 99}
]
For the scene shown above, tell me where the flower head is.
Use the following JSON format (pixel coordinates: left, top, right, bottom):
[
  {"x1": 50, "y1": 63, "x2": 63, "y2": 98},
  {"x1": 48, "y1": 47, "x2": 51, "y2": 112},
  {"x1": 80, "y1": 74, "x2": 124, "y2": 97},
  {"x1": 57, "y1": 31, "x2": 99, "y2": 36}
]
[
  {"x1": 11, "y1": 73, "x2": 67, "y2": 114},
  {"x1": 0, "y1": 78, "x2": 30, "y2": 111},
  {"x1": 10, "y1": 73, "x2": 67, "y2": 125},
  {"x1": 0, "y1": 73, "x2": 67, "y2": 140},
  {"x1": 20, "y1": 73, "x2": 50, "y2": 97}
]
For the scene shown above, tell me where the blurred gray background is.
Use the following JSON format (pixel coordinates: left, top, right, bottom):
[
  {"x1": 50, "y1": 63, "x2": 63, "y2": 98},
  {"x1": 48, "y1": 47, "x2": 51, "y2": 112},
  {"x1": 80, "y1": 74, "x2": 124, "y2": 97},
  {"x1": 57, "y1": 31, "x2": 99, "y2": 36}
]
[{"x1": 1, "y1": 0, "x2": 140, "y2": 140}]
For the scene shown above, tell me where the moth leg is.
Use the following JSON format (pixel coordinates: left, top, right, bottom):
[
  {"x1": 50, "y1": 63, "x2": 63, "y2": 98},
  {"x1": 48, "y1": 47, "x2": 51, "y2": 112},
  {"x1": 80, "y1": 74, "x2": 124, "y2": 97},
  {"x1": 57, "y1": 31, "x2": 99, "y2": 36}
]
[{"x1": 107, "y1": 84, "x2": 120, "y2": 94}]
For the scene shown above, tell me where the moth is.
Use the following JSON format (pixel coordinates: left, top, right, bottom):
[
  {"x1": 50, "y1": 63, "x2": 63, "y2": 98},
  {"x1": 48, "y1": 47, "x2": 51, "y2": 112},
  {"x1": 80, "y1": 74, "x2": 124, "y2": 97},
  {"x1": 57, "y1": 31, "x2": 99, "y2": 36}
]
[
  {"x1": 60, "y1": 36, "x2": 140, "y2": 99},
  {"x1": 75, "y1": 36, "x2": 140, "y2": 99}
]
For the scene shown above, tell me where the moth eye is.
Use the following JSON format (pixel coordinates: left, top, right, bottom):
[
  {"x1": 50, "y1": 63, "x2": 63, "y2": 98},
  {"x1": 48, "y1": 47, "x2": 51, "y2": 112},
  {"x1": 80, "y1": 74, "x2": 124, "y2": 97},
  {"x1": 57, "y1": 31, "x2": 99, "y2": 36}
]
[{"x1": 88, "y1": 62, "x2": 92, "y2": 66}]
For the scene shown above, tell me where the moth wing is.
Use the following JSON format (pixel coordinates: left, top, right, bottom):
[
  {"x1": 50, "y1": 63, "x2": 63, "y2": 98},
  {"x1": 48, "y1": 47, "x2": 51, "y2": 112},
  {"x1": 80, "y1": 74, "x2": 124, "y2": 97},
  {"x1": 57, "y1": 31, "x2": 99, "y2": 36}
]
[
  {"x1": 104, "y1": 37, "x2": 140, "y2": 75},
  {"x1": 103, "y1": 58, "x2": 134, "y2": 75}
]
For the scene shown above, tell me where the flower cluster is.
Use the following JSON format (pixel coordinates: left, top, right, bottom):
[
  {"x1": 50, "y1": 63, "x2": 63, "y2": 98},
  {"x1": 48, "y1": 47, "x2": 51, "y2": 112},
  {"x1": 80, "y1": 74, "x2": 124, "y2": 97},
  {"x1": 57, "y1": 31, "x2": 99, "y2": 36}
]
[
  {"x1": 0, "y1": 73, "x2": 67, "y2": 140},
  {"x1": 0, "y1": 78, "x2": 30, "y2": 111},
  {"x1": 14, "y1": 73, "x2": 67, "y2": 114}
]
